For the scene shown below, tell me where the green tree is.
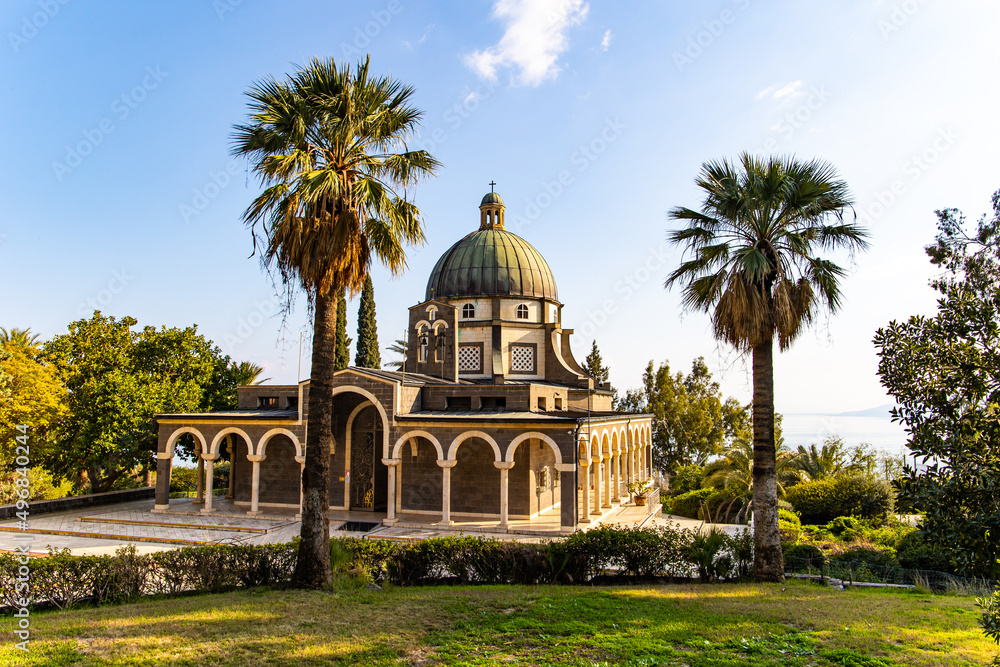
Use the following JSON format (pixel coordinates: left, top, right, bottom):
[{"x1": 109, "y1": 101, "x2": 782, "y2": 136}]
[
  {"x1": 231, "y1": 55, "x2": 438, "y2": 588},
  {"x1": 355, "y1": 275, "x2": 381, "y2": 368},
  {"x1": 702, "y1": 436, "x2": 803, "y2": 502},
  {"x1": 584, "y1": 340, "x2": 609, "y2": 384},
  {"x1": 0, "y1": 332, "x2": 66, "y2": 463},
  {"x1": 875, "y1": 189, "x2": 1000, "y2": 579},
  {"x1": 335, "y1": 290, "x2": 350, "y2": 370},
  {"x1": 666, "y1": 153, "x2": 866, "y2": 581},
  {"x1": 793, "y1": 437, "x2": 848, "y2": 481},
  {"x1": 42, "y1": 313, "x2": 223, "y2": 492},
  {"x1": 642, "y1": 357, "x2": 728, "y2": 472}
]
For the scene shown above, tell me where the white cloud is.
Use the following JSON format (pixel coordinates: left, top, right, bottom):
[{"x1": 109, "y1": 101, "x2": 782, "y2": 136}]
[
  {"x1": 756, "y1": 80, "x2": 805, "y2": 101},
  {"x1": 403, "y1": 23, "x2": 436, "y2": 50},
  {"x1": 464, "y1": 0, "x2": 589, "y2": 87},
  {"x1": 600, "y1": 28, "x2": 612, "y2": 52}
]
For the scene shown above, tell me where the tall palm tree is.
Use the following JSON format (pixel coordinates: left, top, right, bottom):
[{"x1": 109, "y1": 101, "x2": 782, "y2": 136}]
[
  {"x1": 666, "y1": 153, "x2": 866, "y2": 581},
  {"x1": 702, "y1": 438, "x2": 803, "y2": 500},
  {"x1": 231, "y1": 361, "x2": 269, "y2": 387},
  {"x1": 231, "y1": 56, "x2": 439, "y2": 589}
]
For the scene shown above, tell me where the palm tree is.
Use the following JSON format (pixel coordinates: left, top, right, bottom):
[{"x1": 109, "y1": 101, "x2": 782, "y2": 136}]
[
  {"x1": 792, "y1": 437, "x2": 847, "y2": 481},
  {"x1": 666, "y1": 153, "x2": 866, "y2": 581},
  {"x1": 702, "y1": 438, "x2": 803, "y2": 501},
  {"x1": 384, "y1": 338, "x2": 407, "y2": 370},
  {"x1": 231, "y1": 361, "x2": 269, "y2": 387},
  {"x1": 231, "y1": 56, "x2": 439, "y2": 589},
  {"x1": 1, "y1": 327, "x2": 42, "y2": 355}
]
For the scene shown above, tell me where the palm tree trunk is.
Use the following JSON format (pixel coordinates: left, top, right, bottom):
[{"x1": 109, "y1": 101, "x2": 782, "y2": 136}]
[
  {"x1": 292, "y1": 287, "x2": 337, "y2": 589},
  {"x1": 751, "y1": 337, "x2": 784, "y2": 582}
]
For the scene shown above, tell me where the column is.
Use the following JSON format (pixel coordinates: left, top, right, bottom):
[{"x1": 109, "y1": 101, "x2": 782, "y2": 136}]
[
  {"x1": 592, "y1": 457, "x2": 602, "y2": 515},
  {"x1": 226, "y1": 437, "x2": 236, "y2": 499},
  {"x1": 557, "y1": 463, "x2": 576, "y2": 532},
  {"x1": 382, "y1": 458, "x2": 400, "y2": 525},
  {"x1": 295, "y1": 455, "x2": 305, "y2": 518},
  {"x1": 611, "y1": 451, "x2": 620, "y2": 503},
  {"x1": 246, "y1": 454, "x2": 265, "y2": 515},
  {"x1": 602, "y1": 454, "x2": 612, "y2": 509},
  {"x1": 579, "y1": 459, "x2": 590, "y2": 522},
  {"x1": 200, "y1": 452, "x2": 219, "y2": 513},
  {"x1": 194, "y1": 449, "x2": 205, "y2": 504},
  {"x1": 154, "y1": 452, "x2": 171, "y2": 511},
  {"x1": 494, "y1": 461, "x2": 514, "y2": 531},
  {"x1": 438, "y1": 459, "x2": 457, "y2": 526}
]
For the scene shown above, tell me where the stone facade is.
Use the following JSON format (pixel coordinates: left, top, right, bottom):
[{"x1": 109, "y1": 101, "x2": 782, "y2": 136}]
[{"x1": 154, "y1": 192, "x2": 654, "y2": 532}]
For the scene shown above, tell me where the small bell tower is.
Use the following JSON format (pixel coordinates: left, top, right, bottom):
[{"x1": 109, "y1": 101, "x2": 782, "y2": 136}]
[{"x1": 479, "y1": 181, "x2": 505, "y2": 230}]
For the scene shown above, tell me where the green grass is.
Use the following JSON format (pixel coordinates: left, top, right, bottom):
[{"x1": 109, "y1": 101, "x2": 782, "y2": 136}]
[{"x1": 0, "y1": 579, "x2": 992, "y2": 666}]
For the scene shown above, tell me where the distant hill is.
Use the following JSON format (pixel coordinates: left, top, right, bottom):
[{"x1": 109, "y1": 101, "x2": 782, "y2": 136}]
[{"x1": 834, "y1": 404, "x2": 897, "y2": 418}]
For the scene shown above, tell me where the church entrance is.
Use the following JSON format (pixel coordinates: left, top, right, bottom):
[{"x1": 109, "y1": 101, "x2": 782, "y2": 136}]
[{"x1": 349, "y1": 405, "x2": 387, "y2": 511}]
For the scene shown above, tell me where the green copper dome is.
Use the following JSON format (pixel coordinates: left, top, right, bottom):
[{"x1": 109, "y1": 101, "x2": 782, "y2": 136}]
[
  {"x1": 425, "y1": 228, "x2": 558, "y2": 301},
  {"x1": 481, "y1": 192, "x2": 504, "y2": 206}
]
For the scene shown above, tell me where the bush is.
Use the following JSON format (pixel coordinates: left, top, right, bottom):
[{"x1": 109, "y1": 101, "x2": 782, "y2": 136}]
[
  {"x1": 779, "y1": 508, "x2": 803, "y2": 541},
  {"x1": 667, "y1": 488, "x2": 714, "y2": 518},
  {"x1": 786, "y1": 474, "x2": 893, "y2": 525},
  {"x1": 670, "y1": 465, "x2": 704, "y2": 494},
  {"x1": 784, "y1": 543, "x2": 825, "y2": 569},
  {"x1": 895, "y1": 530, "x2": 953, "y2": 573},
  {"x1": 829, "y1": 547, "x2": 898, "y2": 569}
]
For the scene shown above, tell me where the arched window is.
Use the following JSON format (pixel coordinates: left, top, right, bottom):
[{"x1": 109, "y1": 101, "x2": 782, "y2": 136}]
[
  {"x1": 417, "y1": 326, "x2": 428, "y2": 362},
  {"x1": 462, "y1": 303, "x2": 475, "y2": 319},
  {"x1": 516, "y1": 304, "x2": 529, "y2": 320}
]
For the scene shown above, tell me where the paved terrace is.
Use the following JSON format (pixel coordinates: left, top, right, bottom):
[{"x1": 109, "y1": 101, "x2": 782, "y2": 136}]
[{"x1": 0, "y1": 497, "x2": 739, "y2": 556}]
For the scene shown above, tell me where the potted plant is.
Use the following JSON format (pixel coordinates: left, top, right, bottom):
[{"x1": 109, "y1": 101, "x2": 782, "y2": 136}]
[{"x1": 628, "y1": 481, "x2": 646, "y2": 506}]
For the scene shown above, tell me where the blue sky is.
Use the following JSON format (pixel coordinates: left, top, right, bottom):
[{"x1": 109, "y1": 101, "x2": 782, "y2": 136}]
[{"x1": 2, "y1": 1, "x2": 998, "y2": 448}]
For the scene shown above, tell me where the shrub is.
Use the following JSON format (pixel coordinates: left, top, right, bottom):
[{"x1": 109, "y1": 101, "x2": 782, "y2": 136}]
[
  {"x1": 670, "y1": 465, "x2": 704, "y2": 494},
  {"x1": 895, "y1": 530, "x2": 953, "y2": 573},
  {"x1": 784, "y1": 543, "x2": 825, "y2": 569},
  {"x1": 786, "y1": 474, "x2": 893, "y2": 525},
  {"x1": 685, "y1": 529, "x2": 732, "y2": 583},
  {"x1": 829, "y1": 547, "x2": 898, "y2": 569},
  {"x1": 667, "y1": 488, "x2": 714, "y2": 518},
  {"x1": 779, "y1": 508, "x2": 803, "y2": 541}
]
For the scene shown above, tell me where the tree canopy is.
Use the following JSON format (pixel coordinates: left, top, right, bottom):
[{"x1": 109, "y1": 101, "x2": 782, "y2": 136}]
[
  {"x1": 875, "y1": 189, "x2": 1000, "y2": 578},
  {"x1": 355, "y1": 275, "x2": 381, "y2": 368}
]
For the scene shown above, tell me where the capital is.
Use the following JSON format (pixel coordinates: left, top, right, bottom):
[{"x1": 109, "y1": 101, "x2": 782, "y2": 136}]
[
  {"x1": 554, "y1": 463, "x2": 576, "y2": 472},
  {"x1": 156, "y1": 451, "x2": 172, "y2": 460},
  {"x1": 294, "y1": 456, "x2": 306, "y2": 464},
  {"x1": 381, "y1": 458, "x2": 401, "y2": 467},
  {"x1": 437, "y1": 459, "x2": 458, "y2": 468},
  {"x1": 493, "y1": 461, "x2": 515, "y2": 470},
  {"x1": 201, "y1": 453, "x2": 220, "y2": 462},
  {"x1": 246, "y1": 454, "x2": 266, "y2": 463}
]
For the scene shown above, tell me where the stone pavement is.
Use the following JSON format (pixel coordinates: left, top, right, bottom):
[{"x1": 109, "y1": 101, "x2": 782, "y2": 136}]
[{"x1": 0, "y1": 497, "x2": 745, "y2": 556}]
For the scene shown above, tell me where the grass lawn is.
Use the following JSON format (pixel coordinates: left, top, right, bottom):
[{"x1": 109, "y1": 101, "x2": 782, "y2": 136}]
[{"x1": 1, "y1": 579, "x2": 993, "y2": 666}]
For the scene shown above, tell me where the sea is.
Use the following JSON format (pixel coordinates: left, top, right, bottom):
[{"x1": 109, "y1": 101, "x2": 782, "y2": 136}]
[{"x1": 780, "y1": 412, "x2": 909, "y2": 457}]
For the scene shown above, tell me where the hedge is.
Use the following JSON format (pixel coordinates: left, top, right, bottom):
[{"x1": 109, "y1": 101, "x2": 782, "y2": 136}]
[
  {"x1": 0, "y1": 526, "x2": 757, "y2": 611},
  {"x1": 666, "y1": 488, "x2": 714, "y2": 518},
  {"x1": 784, "y1": 473, "x2": 893, "y2": 525}
]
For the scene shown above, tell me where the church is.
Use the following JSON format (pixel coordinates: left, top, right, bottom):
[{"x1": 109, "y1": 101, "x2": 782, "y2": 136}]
[{"x1": 154, "y1": 191, "x2": 655, "y2": 533}]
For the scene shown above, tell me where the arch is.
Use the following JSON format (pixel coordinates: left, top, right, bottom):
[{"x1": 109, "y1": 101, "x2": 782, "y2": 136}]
[
  {"x1": 331, "y1": 386, "x2": 391, "y2": 457},
  {"x1": 447, "y1": 430, "x2": 502, "y2": 462},
  {"x1": 462, "y1": 303, "x2": 475, "y2": 319},
  {"x1": 432, "y1": 320, "x2": 449, "y2": 332},
  {"x1": 258, "y1": 428, "x2": 302, "y2": 458},
  {"x1": 505, "y1": 432, "x2": 563, "y2": 465},
  {"x1": 391, "y1": 430, "x2": 444, "y2": 460},
  {"x1": 415, "y1": 320, "x2": 431, "y2": 331},
  {"x1": 425, "y1": 305, "x2": 438, "y2": 321},
  {"x1": 209, "y1": 427, "x2": 252, "y2": 457},
  {"x1": 343, "y1": 400, "x2": 373, "y2": 456},
  {"x1": 164, "y1": 427, "x2": 207, "y2": 459},
  {"x1": 611, "y1": 429, "x2": 620, "y2": 456},
  {"x1": 601, "y1": 431, "x2": 612, "y2": 456},
  {"x1": 578, "y1": 437, "x2": 590, "y2": 462},
  {"x1": 590, "y1": 432, "x2": 602, "y2": 461}
]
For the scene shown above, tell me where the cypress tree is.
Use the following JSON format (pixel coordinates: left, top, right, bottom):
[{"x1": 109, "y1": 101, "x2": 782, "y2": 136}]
[
  {"x1": 584, "y1": 340, "x2": 610, "y2": 384},
  {"x1": 355, "y1": 276, "x2": 381, "y2": 368},
  {"x1": 334, "y1": 290, "x2": 350, "y2": 370}
]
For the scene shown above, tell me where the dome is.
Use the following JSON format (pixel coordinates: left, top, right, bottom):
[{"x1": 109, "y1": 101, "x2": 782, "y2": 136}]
[
  {"x1": 425, "y1": 227, "x2": 558, "y2": 301},
  {"x1": 481, "y1": 192, "x2": 504, "y2": 206}
]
